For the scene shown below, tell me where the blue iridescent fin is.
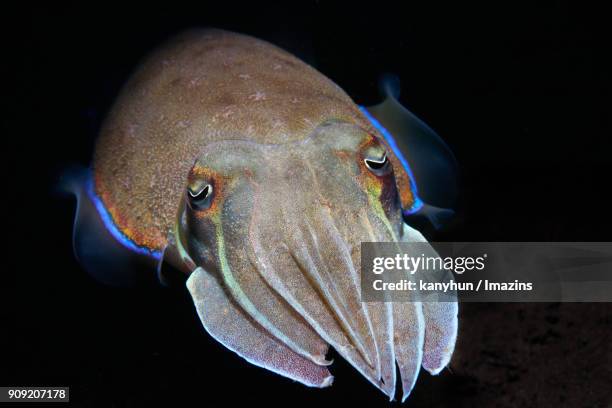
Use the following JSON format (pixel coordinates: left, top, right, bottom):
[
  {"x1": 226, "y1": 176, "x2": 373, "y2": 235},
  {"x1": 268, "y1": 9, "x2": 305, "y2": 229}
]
[
  {"x1": 58, "y1": 166, "x2": 162, "y2": 286},
  {"x1": 361, "y1": 74, "x2": 459, "y2": 228}
]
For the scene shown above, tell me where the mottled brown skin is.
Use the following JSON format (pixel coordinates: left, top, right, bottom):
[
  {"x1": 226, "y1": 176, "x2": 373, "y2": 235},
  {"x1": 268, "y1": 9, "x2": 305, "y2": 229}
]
[{"x1": 93, "y1": 29, "x2": 414, "y2": 253}]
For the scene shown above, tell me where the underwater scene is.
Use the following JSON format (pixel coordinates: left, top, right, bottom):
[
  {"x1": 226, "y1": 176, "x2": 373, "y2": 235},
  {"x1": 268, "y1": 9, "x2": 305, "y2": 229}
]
[{"x1": 4, "y1": 2, "x2": 611, "y2": 406}]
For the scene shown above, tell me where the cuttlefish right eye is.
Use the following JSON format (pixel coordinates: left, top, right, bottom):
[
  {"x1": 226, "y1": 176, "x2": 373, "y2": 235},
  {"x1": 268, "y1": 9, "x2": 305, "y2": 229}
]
[{"x1": 187, "y1": 182, "x2": 214, "y2": 211}]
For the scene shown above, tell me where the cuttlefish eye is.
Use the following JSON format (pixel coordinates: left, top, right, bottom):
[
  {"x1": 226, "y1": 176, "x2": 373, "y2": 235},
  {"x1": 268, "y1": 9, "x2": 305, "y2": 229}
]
[
  {"x1": 364, "y1": 152, "x2": 391, "y2": 176},
  {"x1": 187, "y1": 183, "x2": 213, "y2": 210}
]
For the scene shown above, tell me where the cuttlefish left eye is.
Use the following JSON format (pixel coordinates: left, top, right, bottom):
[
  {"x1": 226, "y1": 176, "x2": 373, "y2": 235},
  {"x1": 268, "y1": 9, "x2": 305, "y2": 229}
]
[
  {"x1": 187, "y1": 182, "x2": 214, "y2": 211},
  {"x1": 364, "y1": 152, "x2": 391, "y2": 176}
]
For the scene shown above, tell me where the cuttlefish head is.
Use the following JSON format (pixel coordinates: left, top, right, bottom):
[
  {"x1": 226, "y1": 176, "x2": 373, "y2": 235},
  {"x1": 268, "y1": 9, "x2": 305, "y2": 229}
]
[{"x1": 176, "y1": 120, "x2": 457, "y2": 401}]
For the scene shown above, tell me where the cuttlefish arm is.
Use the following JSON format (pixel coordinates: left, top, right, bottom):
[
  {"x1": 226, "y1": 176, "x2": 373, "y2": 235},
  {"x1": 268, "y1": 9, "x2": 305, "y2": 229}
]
[
  {"x1": 400, "y1": 225, "x2": 458, "y2": 377},
  {"x1": 187, "y1": 267, "x2": 333, "y2": 387},
  {"x1": 184, "y1": 221, "x2": 457, "y2": 399}
]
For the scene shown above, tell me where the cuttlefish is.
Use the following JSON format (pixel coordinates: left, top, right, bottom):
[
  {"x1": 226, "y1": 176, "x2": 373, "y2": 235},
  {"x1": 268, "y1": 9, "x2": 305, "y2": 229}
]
[{"x1": 65, "y1": 29, "x2": 458, "y2": 401}]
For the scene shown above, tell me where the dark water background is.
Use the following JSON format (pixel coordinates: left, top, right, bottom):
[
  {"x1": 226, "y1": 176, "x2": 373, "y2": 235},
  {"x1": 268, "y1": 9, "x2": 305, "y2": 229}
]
[{"x1": 3, "y1": 2, "x2": 611, "y2": 406}]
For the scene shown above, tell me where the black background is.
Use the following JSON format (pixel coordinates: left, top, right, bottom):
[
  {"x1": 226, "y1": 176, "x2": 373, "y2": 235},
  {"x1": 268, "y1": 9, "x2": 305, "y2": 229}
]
[{"x1": 3, "y1": 1, "x2": 611, "y2": 407}]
